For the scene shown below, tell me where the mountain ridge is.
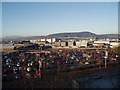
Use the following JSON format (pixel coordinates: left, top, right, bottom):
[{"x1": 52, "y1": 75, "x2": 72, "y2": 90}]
[{"x1": 2, "y1": 31, "x2": 119, "y2": 41}]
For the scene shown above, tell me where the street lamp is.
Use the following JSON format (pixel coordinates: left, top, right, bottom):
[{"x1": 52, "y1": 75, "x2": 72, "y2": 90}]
[
  {"x1": 37, "y1": 45, "x2": 43, "y2": 78},
  {"x1": 104, "y1": 49, "x2": 108, "y2": 68},
  {"x1": 38, "y1": 59, "x2": 42, "y2": 78},
  {"x1": 36, "y1": 53, "x2": 42, "y2": 78}
]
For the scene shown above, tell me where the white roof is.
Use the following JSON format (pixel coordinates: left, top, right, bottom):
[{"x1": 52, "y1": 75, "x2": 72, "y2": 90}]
[{"x1": 0, "y1": 44, "x2": 14, "y2": 49}]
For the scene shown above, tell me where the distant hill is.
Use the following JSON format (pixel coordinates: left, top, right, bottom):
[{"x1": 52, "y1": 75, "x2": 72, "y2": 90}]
[
  {"x1": 47, "y1": 32, "x2": 97, "y2": 38},
  {"x1": 96, "y1": 34, "x2": 119, "y2": 38},
  {"x1": 2, "y1": 32, "x2": 119, "y2": 41}
]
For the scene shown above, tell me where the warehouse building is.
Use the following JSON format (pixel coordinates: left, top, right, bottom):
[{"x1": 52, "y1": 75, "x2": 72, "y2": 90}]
[
  {"x1": 68, "y1": 41, "x2": 76, "y2": 47},
  {"x1": 94, "y1": 41, "x2": 109, "y2": 44},
  {"x1": 109, "y1": 41, "x2": 120, "y2": 47},
  {"x1": 54, "y1": 42, "x2": 61, "y2": 47},
  {"x1": 61, "y1": 42, "x2": 68, "y2": 47},
  {"x1": 1, "y1": 44, "x2": 14, "y2": 52},
  {"x1": 75, "y1": 40, "x2": 88, "y2": 48}
]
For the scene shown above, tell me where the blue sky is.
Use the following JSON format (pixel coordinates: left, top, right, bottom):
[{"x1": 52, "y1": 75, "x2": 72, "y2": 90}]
[
  {"x1": 2, "y1": 2, "x2": 118, "y2": 37},
  {"x1": 0, "y1": 2, "x2": 2, "y2": 38}
]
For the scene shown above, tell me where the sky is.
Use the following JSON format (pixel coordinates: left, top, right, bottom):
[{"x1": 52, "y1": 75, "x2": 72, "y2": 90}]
[
  {"x1": 0, "y1": 2, "x2": 2, "y2": 38},
  {"x1": 2, "y1": 2, "x2": 118, "y2": 37}
]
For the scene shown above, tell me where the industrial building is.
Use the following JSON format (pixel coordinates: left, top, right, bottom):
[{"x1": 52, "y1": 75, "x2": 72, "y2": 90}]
[
  {"x1": 75, "y1": 40, "x2": 88, "y2": 48},
  {"x1": 109, "y1": 41, "x2": 120, "y2": 47},
  {"x1": 1, "y1": 44, "x2": 14, "y2": 52},
  {"x1": 94, "y1": 41, "x2": 109, "y2": 44},
  {"x1": 61, "y1": 42, "x2": 68, "y2": 47},
  {"x1": 54, "y1": 42, "x2": 61, "y2": 47},
  {"x1": 35, "y1": 41, "x2": 46, "y2": 44},
  {"x1": 93, "y1": 40, "x2": 120, "y2": 48},
  {"x1": 68, "y1": 41, "x2": 76, "y2": 47},
  {"x1": 38, "y1": 38, "x2": 56, "y2": 43}
]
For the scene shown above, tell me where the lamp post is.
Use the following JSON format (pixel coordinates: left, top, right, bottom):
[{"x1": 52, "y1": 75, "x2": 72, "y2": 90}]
[
  {"x1": 38, "y1": 58, "x2": 42, "y2": 78},
  {"x1": 104, "y1": 49, "x2": 108, "y2": 68},
  {"x1": 36, "y1": 53, "x2": 42, "y2": 78},
  {"x1": 38, "y1": 44, "x2": 43, "y2": 78}
]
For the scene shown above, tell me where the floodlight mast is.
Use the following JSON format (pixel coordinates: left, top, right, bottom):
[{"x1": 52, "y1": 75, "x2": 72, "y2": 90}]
[
  {"x1": 105, "y1": 48, "x2": 108, "y2": 68},
  {"x1": 38, "y1": 45, "x2": 43, "y2": 78}
]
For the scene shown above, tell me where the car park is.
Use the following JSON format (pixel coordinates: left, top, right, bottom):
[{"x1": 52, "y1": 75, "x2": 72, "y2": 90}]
[{"x1": 2, "y1": 48, "x2": 119, "y2": 80}]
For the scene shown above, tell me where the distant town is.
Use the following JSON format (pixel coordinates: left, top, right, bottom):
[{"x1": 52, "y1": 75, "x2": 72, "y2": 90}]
[
  {"x1": 1, "y1": 31, "x2": 120, "y2": 52},
  {"x1": 1, "y1": 32, "x2": 120, "y2": 88},
  {"x1": 1, "y1": 36, "x2": 120, "y2": 52}
]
